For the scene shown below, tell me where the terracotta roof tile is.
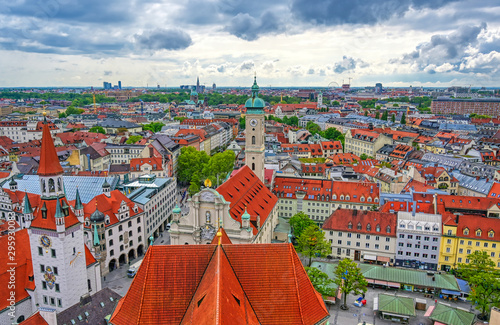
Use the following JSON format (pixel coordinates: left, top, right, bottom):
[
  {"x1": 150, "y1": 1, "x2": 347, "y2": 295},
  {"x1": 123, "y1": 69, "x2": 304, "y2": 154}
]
[
  {"x1": 322, "y1": 209, "x2": 397, "y2": 237},
  {"x1": 38, "y1": 120, "x2": 63, "y2": 176},
  {"x1": 19, "y1": 312, "x2": 48, "y2": 325}
]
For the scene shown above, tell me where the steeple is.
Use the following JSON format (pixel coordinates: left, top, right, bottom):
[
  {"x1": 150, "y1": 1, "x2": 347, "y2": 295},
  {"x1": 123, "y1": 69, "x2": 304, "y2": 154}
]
[
  {"x1": 102, "y1": 178, "x2": 111, "y2": 197},
  {"x1": 9, "y1": 177, "x2": 17, "y2": 191},
  {"x1": 55, "y1": 198, "x2": 65, "y2": 232},
  {"x1": 23, "y1": 192, "x2": 33, "y2": 214},
  {"x1": 38, "y1": 113, "x2": 63, "y2": 176},
  {"x1": 74, "y1": 187, "x2": 83, "y2": 210}
]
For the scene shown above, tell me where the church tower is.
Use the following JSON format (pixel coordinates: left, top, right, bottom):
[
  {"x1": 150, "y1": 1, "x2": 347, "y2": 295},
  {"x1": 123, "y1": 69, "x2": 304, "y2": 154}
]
[
  {"x1": 244, "y1": 76, "x2": 265, "y2": 183},
  {"x1": 28, "y1": 114, "x2": 89, "y2": 312}
]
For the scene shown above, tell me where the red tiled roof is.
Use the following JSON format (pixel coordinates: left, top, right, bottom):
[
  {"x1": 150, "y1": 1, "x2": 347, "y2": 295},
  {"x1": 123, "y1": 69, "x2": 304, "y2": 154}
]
[
  {"x1": 403, "y1": 179, "x2": 436, "y2": 193},
  {"x1": 19, "y1": 312, "x2": 48, "y2": 325},
  {"x1": 85, "y1": 245, "x2": 97, "y2": 267},
  {"x1": 322, "y1": 209, "x2": 397, "y2": 237},
  {"x1": 437, "y1": 195, "x2": 500, "y2": 214},
  {"x1": 38, "y1": 120, "x2": 64, "y2": 176},
  {"x1": 216, "y1": 166, "x2": 278, "y2": 235},
  {"x1": 488, "y1": 182, "x2": 500, "y2": 198},
  {"x1": 449, "y1": 214, "x2": 500, "y2": 241},
  {"x1": 210, "y1": 228, "x2": 232, "y2": 245},
  {"x1": 110, "y1": 244, "x2": 329, "y2": 325},
  {"x1": 0, "y1": 229, "x2": 35, "y2": 311},
  {"x1": 83, "y1": 191, "x2": 142, "y2": 229},
  {"x1": 379, "y1": 201, "x2": 435, "y2": 214},
  {"x1": 329, "y1": 153, "x2": 360, "y2": 164},
  {"x1": 31, "y1": 197, "x2": 80, "y2": 231},
  {"x1": 130, "y1": 157, "x2": 163, "y2": 172}
]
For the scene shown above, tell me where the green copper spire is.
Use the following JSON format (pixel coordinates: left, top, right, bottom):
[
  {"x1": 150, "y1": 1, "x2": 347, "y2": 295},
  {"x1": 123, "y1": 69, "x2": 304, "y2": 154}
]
[
  {"x1": 93, "y1": 221, "x2": 100, "y2": 247},
  {"x1": 241, "y1": 207, "x2": 250, "y2": 220},
  {"x1": 23, "y1": 192, "x2": 33, "y2": 214},
  {"x1": 245, "y1": 76, "x2": 265, "y2": 111},
  {"x1": 54, "y1": 198, "x2": 64, "y2": 219},
  {"x1": 173, "y1": 204, "x2": 181, "y2": 214},
  {"x1": 74, "y1": 187, "x2": 83, "y2": 210}
]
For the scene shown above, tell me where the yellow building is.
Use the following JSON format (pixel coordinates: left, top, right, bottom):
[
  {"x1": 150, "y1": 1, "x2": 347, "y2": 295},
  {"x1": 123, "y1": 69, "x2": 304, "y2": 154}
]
[{"x1": 439, "y1": 214, "x2": 500, "y2": 271}]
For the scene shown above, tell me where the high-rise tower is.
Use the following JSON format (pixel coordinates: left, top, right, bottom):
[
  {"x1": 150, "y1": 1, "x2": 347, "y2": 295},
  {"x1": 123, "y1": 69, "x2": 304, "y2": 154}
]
[{"x1": 244, "y1": 76, "x2": 265, "y2": 183}]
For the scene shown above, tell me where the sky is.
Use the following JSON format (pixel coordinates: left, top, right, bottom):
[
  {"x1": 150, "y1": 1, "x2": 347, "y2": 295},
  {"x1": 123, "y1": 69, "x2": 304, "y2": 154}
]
[{"x1": 1, "y1": 0, "x2": 500, "y2": 88}]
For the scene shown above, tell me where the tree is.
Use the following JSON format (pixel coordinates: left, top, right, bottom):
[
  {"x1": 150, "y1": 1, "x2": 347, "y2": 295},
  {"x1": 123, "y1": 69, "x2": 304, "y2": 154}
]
[
  {"x1": 142, "y1": 122, "x2": 165, "y2": 133},
  {"x1": 457, "y1": 251, "x2": 500, "y2": 319},
  {"x1": 400, "y1": 113, "x2": 406, "y2": 125},
  {"x1": 334, "y1": 258, "x2": 368, "y2": 310},
  {"x1": 202, "y1": 150, "x2": 236, "y2": 187},
  {"x1": 321, "y1": 128, "x2": 343, "y2": 141},
  {"x1": 381, "y1": 111, "x2": 388, "y2": 121},
  {"x1": 58, "y1": 112, "x2": 67, "y2": 118},
  {"x1": 89, "y1": 126, "x2": 106, "y2": 134},
  {"x1": 239, "y1": 116, "x2": 246, "y2": 130},
  {"x1": 174, "y1": 116, "x2": 187, "y2": 123},
  {"x1": 289, "y1": 212, "x2": 315, "y2": 239},
  {"x1": 391, "y1": 114, "x2": 395, "y2": 123},
  {"x1": 360, "y1": 153, "x2": 368, "y2": 160},
  {"x1": 375, "y1": 111, "x2": 380, "y2": 119},
  {"x1": 188, "y1": 172, "x2": 201, "y2": 196},
  {"x1": 305, "y1": 267, "x2": 337, "y2": 297},
  {"x1": 331, "y1": 100, "x2": 340, "y2": 106},
  {"x1": 364, "y1": 111, "x2": 368, "y2": 116},
  {"x1": 306, "y1": 121, "x2": 321, "y2": 135},
  {"x1": 126, "y1": 135, "x2": 143, "y2": 144},
  {"x1": 296, "y1": 224, "x2": 330, "y2": 267},
  {"x1": 177, "y1": 146, "x2": 210, "y2": 185},
  {"x1": 65, "y1": 106, "x2": 84, "y2": 116}
]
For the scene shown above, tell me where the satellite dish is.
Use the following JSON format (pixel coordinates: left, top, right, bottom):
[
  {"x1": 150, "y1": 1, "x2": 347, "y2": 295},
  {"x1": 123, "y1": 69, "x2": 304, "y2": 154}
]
[{"x1": 204, "y1": 179, "x2": 212, "y2": 188}]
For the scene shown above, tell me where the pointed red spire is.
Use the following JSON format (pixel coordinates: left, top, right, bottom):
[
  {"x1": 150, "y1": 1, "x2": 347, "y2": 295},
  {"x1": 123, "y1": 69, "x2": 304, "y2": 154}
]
[{"x1": 38, "y1": 116, "x2": 63, "y2": 176}]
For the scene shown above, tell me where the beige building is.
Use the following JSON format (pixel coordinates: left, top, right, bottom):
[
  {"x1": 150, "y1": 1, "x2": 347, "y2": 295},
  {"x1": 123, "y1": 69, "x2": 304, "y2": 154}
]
[
  {"x1": 323, "y1": 209, "x2": 397, "y2": 264},
  {"x1": 345, "y1": 129, "x2": 393, "y2": 158}
]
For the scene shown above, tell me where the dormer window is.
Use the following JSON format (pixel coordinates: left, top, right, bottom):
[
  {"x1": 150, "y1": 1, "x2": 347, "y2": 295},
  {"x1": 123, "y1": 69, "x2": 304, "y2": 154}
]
[
  {"x1": 386, "y1": 226, "x2": 391, "y2": 233},
  {"x1": 366, "y1": 223, "x2": 371, "y2": 231},
  {"x1": 348, "y1": 222, "x2": 352, "y2": 229},
  {"x1": 357, "y1": 222, "x2": 362, "y2": 230},
  {"x1": 476, "y1": 229, "x2": 482, "y2": 237},
  {"x1": 489, "y1": 230, "x2": 494, "y2": 238},
  {"x1": 367, "y1": 197, "x2": 372, "y2": 202},
  {"x1": 360, "y1": 197, "x2": 365, "y2": 202},
  {"x1": 376, "y1": 224, "x2": 381, "y2": 232},
  {"x1": 346, "y1": 195, "x2": 350, "y2": 200},
  {"x1": 333, "y1": 195, "x2": 337, "y2": 200},
  {"x1": 463, "y1": 228, "x2": 469, "y2": 235}
]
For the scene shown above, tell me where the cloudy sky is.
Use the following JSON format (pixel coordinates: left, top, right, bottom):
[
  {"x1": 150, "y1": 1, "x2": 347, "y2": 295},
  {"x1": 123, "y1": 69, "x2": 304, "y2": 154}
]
[{"x1": 1, "y1": 0, "x2": 500, "y2": 87}]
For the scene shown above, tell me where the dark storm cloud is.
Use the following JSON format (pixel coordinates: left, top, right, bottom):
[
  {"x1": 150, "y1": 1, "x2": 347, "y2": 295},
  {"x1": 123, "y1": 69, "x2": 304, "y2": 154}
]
[
  {"x1": 225, "y1": 11, "x2": 282, "y2": 41},
  {"x1": 333, "y1": 56, "x2": 368, "y2": 73},
  {"x1": 398, "y1": 23, "x2": 486, "y2": 70},
  {"x1": 290, "y1": 0, "x2": 460, "y2": 25},
  {"x1": 134, "y1": 29, "x2": 193, "y2": 51}
]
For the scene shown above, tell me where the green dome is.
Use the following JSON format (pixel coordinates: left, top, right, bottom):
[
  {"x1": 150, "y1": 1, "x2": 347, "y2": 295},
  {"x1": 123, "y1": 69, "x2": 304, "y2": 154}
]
[
  {"x1": 191, "y1": 90, "x2": 198, "y2": 96},
  {"x1": 245, "y1": 76, "x2": 265, "y2": 109},
  {"x1": 241, "y1": 208, "x2": 250, "y2": 220},
  {"x1": 173, "y1": 204, "x2": 181, "y2": 214}
]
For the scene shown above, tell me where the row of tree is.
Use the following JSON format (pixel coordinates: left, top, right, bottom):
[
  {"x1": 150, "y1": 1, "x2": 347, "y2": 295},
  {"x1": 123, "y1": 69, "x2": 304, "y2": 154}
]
[
  {"x1": 305, "y1": 122, "x2": 345, "y2": 147},
  {"x1": 290, "y1": 212, "x2": 367, "y2": 309},
  {"x1": 177, "y1": 147, "x2": 236, "y2": 195}
]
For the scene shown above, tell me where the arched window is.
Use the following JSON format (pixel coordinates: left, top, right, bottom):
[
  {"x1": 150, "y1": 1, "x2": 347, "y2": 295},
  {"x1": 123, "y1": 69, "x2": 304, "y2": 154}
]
[
  {"x1": 57, "y1": 178, "x2": 62, "y2": 192},
  {"x1": 252, "y1": 163, "x2": 255, "y2": 171},
  {"x1": 463, "y1": 228, "x2": 469, "y2": 235},
  {"x1": 386, "y1": 225, "x2": 391, "y2": 233},
  {"x1": 357, "y1": 222, "x2": 362, "y2": 230},
  {"x1": 348, "y1": 222, "x2": 353, "y2": 229},
  {"x1": 367, "y1": 197, "x2": 372, "y2": 202},
  {"x1": 252, "y1": 136, "x2": 256, "y2": 145},
  {"x1": 42, "y1": 180, "x2": 46, "y2": 192},
  {"x1": 366, "y1": 223, "x2": 371, "y2": 231},
  {"x1": 48, "y1": 179, "x2": 55, "y2": 192},
  {"x1": 340, "y1": 195, "x2": 344, "y2": 200},
  {"x1": 333, "y1": 194, "x2": 337, "y2": 200}
]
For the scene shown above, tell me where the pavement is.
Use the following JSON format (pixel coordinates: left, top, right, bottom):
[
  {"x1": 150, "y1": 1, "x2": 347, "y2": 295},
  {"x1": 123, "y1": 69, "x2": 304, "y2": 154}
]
[
  {"x1": 103, "y1": 229, "x2": 171, "y2": 297},
  {"x1": 326, "y1": 273, "x2": 477, "y2": 325}
]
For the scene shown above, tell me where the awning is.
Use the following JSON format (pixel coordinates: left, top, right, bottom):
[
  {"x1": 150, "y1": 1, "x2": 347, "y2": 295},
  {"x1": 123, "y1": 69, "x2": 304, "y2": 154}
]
[
  {"x1": 457, "y1": 278, "x2": 471, "y2": 294},
  {"x1": 377, "y1": 256, "x2": 390, "y2": 263},
  {"x1": 441, "y1": 289, "x2": 461, "y2": 295},
  {"x1": 374, "y1": 280, "x2": 387, "y2": 285},
  {"x1": 366, "y1": 279, "x2": 375, "y2": 284},
  {"x1": 387, "y1": 282, "x2": 400, "y2": 288},
  {"x1": 364, "y1": 254, "x2": 377, "y2": 261},
  {"x1": 424, "y1": 306, "x2": 435, "y2": 317}
]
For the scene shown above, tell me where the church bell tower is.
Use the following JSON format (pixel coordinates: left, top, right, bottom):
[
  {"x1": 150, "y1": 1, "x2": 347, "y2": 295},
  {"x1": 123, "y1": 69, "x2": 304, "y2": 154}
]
[{"x1": 244, "y1": 76, "x2": 265, "y2": 183}]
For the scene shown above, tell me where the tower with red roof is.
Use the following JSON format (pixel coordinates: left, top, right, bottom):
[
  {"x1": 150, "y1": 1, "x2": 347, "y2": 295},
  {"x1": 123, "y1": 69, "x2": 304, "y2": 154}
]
[{"x1": 28, "y1": 114, "x2": 92, "y2": 312}]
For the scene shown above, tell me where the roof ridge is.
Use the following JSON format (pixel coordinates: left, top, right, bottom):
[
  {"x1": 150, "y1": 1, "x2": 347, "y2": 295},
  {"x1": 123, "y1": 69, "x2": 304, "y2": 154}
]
[
  {"x1": 289, "y1": 243, "x2": 306, "y2": 325},
  {"x1": 136, "y1": 249, "x2": 151, "y2": 324},
  {"x1": 220, "y1": 245, "x2": 261, "y2": 324}
]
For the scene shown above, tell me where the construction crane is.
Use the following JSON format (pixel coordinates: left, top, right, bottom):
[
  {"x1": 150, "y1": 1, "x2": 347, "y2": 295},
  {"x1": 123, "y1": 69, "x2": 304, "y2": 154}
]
[{"x1": 93, "y1": 93, "x2": 97, "y2": 112}]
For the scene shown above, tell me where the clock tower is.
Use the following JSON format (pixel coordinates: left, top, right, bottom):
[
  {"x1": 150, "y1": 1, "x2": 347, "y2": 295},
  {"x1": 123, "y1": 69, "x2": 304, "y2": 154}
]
[{"x1": 245, "y1": 76, "x2": 265, "y2": 183}]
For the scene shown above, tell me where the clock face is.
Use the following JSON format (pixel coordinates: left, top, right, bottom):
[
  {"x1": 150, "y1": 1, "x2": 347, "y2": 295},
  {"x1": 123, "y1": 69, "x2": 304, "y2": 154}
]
[
  {"x1": 40, "y1": 235, "x2": 51, "y2": 249},
  {"x1": 249, "y1": 119, "x2": 258, "y2": 127}
]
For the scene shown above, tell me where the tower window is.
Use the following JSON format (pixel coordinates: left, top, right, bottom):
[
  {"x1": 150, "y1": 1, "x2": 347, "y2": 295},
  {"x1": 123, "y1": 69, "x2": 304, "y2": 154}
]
[
  {"x1": 252, "y1": 163, "x2": 255, "y2": 171},
  {"x1": 48, "y1": 179, "x2": 55, "y2": 192},
  {"x1": 252, "y1": 136, "x2": 255, "y2": 145}
]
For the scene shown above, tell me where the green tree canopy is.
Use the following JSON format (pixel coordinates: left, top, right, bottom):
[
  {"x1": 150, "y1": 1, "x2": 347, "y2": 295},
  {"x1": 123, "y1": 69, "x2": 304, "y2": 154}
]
[
  {"x1": 174, "y1": 116, "x2": 187, "y2": 123},
  {"x1": 296, "y1": 224, "x2": 330, "y2": 267},
  {"x1": 457, "y1": 251, "x2": 500, "y2": 319},
  {"x1": 334, "y1": 258, "x2": 368, "y2": 310},
  {"x1": 89, "y1": 126, "x2": 106, "y2": 134},
  {"x1": 125, "y1": 135, "x2": 143, "y2": 144},
  {"x1": 289, "y1": 212, "x2": 315, "y2": 239},
  {"x1": 360, "y1": 153, "x2": 368, "y2": 160},
  {"x1": 375, "y1": 111, "x2": 380, "y2": 119},
  {"x1": 177, "y1": 146, "x2": 210, "y2": 185},
  {"x1": 381, "y1": 110, "x2": 388, "y2": 121},
  {"x1": 142, "y1": 122, "x2": 165, "y2": 133},
  {"x1": 202, "y1": 150, "x2": 236, "y2": 187},
  {"x1": 65, "y1": 106, "x2": 84, "y2": 116},
  {"x1": 400, "y1": 113, "x2": 406, "y2": 125},
  {"x1": 239, "y1": 116, "x2": 246, "y2": 130},
  {"x1": 305, "y1": 267, "x2": 337, "y2": 297},
  {"x1": 306, "y1": 121, "x2": 321, "y2": 135},
  {"x1": 391, "y1": 114, "x2": 396, "y2": 123}
]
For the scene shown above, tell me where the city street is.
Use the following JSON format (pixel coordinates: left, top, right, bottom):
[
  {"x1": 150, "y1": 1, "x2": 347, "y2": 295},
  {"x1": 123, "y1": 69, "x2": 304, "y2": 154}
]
[{"x1": 103, "y1": 230, "x2": 171, "y2": 297}]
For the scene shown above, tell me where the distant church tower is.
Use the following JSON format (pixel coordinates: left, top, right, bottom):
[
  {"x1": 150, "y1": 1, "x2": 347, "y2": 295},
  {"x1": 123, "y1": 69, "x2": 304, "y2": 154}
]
[
  {"x1": 196, "y1": 76, "x2": 200, "y2": 93},
  {"x1": 317, "y1": 92, "x2": 323, "y2": 108},
  {"x1": 245, "y1": 76, "x2": 265, "y2": 183}
]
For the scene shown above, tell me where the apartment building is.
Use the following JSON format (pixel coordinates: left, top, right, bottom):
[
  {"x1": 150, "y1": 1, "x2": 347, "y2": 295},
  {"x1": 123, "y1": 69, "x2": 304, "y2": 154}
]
[{"x1": 344, "y1": 129, "x2": 392, "y2": 157}]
